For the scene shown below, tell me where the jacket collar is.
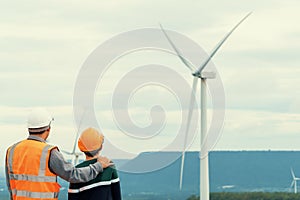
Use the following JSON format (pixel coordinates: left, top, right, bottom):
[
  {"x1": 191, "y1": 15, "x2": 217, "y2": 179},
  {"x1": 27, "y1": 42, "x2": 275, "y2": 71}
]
[{"x1": 27, "y1": 135, "x2": 46, "y2": 143}]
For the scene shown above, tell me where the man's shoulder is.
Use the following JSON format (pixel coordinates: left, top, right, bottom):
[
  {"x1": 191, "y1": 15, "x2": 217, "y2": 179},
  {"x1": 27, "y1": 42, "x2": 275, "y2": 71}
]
[
  {"x1": 76, "y1": 160, "x2": 118, "y2": 172},
  {"x1": 6, "y1": 140, "x2": 24, "y2": 152},
  {"x1": 108, "y1": 163, "x2": 117, "y2": 171},
  {"x1": 75, "y1": 159, "x2": 97, "y2": 168}
]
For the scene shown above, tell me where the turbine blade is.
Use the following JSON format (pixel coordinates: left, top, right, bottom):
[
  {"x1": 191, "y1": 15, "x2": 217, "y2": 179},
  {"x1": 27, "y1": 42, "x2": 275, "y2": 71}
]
[
  {"x1": 75, "y1": 156, "x2": 79, "y2": 165},
  {"x1": 179, "y1": 151, "x2": 185, "y2": 190},
  {"x1": 179, "y1": 77, "x2": 199, "y2": 190},
  {"x1": 61, "y1": 150, "x2": 73, "y2": 155},
  {"x1": 291, "y1": 168, "x2": 296, "y2": 179},
  {"x1": 71, "y1": 156, "x2": 75, "y2": 165},
  {"x1": 72, "y1": 109, "x2": 87, "y2": 154},
  {"x1": 194, "y1": 12, "x2": 252, "y2": 76},
  {"x1": 291, "y1": 180, "x2": 295, "y2": 188},
  {"x1": 159, "y1": 23, "x2": 196, "y2": 72}
]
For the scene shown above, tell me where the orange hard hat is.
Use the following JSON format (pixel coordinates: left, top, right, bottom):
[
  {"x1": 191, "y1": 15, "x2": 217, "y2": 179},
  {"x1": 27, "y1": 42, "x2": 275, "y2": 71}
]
[{"x1": 78, "y1": 127, "x2": 104, "y2": 152}]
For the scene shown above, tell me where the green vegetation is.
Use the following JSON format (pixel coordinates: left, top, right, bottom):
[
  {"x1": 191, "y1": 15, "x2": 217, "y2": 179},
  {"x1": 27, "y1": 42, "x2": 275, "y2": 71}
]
[{"x1": 188, "y1": 192, "x2": 300, "y2": 200}]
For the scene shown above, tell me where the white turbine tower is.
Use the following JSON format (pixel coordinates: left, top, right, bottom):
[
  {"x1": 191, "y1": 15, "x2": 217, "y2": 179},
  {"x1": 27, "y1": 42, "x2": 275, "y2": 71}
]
[
  {"x1": 160, "y1": 12, "x2": 251, "y2": 200},
  {"x1": 61, "y1": 110, "x2": 86, "y2": 165},
  {"x1": 291, "y1": 168, "x2": 300, "y2": 194}
]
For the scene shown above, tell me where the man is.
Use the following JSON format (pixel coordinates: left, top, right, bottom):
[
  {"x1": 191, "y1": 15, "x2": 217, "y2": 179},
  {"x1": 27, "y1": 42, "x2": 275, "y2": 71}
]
[
  {"x1": 5, "y1": 108, "x2": 112, "y2": 200},
  {"x1": 68, "y1": 127, "x2": 122, "y2": 200}
]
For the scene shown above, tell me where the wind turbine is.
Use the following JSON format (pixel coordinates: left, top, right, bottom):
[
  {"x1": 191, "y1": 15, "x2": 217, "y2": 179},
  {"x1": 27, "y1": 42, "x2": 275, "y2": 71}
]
[
  {"x1": 61, "y1": 141, "x2": 83, "y2": 165},
  {"x1": 290, "y1": 168, "x2": 300, "y2": 194},
  {"x1": 61, "y1": 110, "x2": 86, "y2": 165},
  {"x1": 160, "y1": 12, "x2": 251, "y2": 200}
]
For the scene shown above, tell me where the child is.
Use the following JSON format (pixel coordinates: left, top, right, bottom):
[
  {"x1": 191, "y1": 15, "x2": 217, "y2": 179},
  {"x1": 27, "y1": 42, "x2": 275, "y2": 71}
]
[{"x1": 68, "y1": 127, "x2": 122, "y2": 200}]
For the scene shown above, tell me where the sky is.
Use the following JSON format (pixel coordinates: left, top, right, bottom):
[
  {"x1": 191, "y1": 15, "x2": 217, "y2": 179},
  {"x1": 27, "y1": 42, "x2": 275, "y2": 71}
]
[{"x1": 0, "y1": 0, "x2": 299, "y2": 163}]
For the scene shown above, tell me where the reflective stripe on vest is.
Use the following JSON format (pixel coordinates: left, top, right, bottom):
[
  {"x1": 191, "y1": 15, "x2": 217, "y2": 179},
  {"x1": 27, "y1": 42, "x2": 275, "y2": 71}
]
[
  {"x1": 68, "y1": 178, "x2": 120, "y2": 193},
  {"x1": 7, "y1": 142, "x2": 20, "y2": 174},
  {"x1": 6, "y1": 141, "x2": 21, "y2": 197},
  {"x1": 9, "y1": 174, "x2": 57, "y2": 182},
  {"x1": 7, "y1": 141, "x2": 59, "y2": 199},
  {"x1": 11, "y1": 189, "x2": 59, "y2": 198}
]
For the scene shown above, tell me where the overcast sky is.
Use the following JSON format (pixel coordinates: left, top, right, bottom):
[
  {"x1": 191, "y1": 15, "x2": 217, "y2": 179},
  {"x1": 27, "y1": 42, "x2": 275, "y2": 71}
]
[{"x1": 0, "y1": 0, "x2": 299, "y2": 163}]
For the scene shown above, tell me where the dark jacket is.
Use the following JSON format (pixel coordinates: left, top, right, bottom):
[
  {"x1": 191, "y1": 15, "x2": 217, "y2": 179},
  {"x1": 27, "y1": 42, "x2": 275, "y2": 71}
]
[{"x1": 68, "y1": 159, "x2": 122, "y2": 200}]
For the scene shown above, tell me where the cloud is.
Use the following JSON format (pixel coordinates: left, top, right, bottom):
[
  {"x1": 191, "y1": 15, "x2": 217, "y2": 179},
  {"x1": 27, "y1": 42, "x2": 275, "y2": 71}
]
[
  {"x1": 0, "y1": 0, "x2": 299, "y2": 160},
  {"x1": 215, "y1": 109, "x2": 300, "y2": 150},
  {"x1": 0, "y1": 71, "x2": 74, "y2": 107}
]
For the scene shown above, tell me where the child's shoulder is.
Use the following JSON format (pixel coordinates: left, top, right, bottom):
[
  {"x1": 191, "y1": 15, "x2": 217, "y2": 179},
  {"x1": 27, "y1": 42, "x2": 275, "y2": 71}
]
[{"x1": 75, "y1": 159, "x2": 97, "y2": 168}]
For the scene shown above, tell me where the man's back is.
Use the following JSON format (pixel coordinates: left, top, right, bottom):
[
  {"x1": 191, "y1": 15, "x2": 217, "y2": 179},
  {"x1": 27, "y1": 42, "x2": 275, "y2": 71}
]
[
  {"x1": 6, "y1": 138, "x2": 60, "y2": 200},
  {"x1": 68, "y1": 159, "x2": 121, "y2": 200}
]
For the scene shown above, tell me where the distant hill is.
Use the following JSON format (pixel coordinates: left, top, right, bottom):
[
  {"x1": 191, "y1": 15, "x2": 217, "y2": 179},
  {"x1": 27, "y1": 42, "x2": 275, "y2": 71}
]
[
  {"x1": 1, "y1": 151, "x2": 300, "y2": 200},
  {"x1": 209, "y1": 151, "x2": 300, "y2": 192},
  {"x1": 117, "y1": 151, "x2": 300, "y2": 198}
]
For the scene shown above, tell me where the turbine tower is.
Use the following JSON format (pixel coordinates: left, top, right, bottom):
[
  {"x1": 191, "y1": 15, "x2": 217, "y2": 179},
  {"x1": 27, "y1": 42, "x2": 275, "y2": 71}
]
[
  {"x1": 160, "y1": 12, "x2": 251, "y2": 200},
  {"x1": 291, "y1": 168, "x2": 300, "y2": 194}
]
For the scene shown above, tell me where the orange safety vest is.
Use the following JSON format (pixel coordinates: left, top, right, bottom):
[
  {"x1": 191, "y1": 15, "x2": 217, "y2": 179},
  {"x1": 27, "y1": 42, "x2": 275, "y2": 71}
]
[{"x1": 6, "y1": 139, "x2": 61, "y2": 200}]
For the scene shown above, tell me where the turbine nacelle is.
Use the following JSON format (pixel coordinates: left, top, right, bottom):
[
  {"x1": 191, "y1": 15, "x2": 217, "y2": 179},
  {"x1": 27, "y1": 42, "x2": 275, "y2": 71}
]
[{"x1": 193, "y1": 71, "x2": 216, "y2": 79}]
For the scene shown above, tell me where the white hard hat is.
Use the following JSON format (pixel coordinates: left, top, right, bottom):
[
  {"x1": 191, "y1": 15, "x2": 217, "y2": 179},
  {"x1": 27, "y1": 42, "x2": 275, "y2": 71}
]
[{"x1": 27, "y1": 108, "x2": 54, "y2": 130}]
